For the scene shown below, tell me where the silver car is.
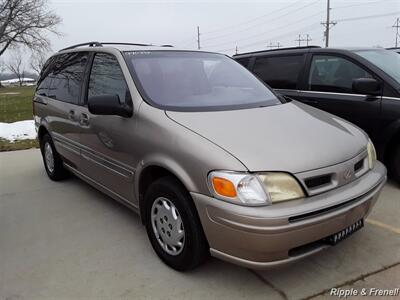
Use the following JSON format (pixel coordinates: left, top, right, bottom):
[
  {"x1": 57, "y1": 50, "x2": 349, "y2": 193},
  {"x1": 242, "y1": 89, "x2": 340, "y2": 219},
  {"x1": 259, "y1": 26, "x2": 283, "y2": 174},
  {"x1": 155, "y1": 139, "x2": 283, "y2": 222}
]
[{"x1": 33, "y1": 42, "x2": 387, "y2": 271}]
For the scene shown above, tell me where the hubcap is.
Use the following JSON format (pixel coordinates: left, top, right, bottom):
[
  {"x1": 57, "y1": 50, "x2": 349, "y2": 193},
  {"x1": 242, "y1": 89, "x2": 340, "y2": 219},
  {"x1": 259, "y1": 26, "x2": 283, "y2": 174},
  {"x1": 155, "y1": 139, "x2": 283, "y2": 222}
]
[
  {"x1": 151, "y1": 197, "x2": 185, "y2": 256},
  {"x1": 44, "y1": 142, "x2": 55, "y2": 173}
]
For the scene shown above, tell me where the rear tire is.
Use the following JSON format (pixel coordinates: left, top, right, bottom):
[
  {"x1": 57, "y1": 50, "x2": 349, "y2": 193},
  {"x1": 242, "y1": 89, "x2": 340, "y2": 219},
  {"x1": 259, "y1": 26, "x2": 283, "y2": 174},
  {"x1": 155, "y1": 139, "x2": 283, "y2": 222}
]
[
  {"x1": 40, "y1": 134, "x2": 68, "y2": 181},
  {"x1": 144, "y1": 176, "x2": 208, "y2": 271}
]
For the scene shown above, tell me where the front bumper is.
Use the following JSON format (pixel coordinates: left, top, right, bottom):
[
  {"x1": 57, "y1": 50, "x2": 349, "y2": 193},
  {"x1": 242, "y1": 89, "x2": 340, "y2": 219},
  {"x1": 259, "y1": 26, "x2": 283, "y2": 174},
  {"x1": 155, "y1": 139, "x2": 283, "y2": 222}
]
[{"x1": 192, "y1": 161, "x2": 387, "y2": 269}]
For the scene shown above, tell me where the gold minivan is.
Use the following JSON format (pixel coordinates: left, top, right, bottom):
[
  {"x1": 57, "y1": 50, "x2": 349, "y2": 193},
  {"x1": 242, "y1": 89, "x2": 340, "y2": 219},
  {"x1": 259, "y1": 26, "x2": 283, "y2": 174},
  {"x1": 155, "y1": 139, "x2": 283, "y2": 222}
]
[{"x1": 34, "y1": 42, "x2": 387, "y2": 271}]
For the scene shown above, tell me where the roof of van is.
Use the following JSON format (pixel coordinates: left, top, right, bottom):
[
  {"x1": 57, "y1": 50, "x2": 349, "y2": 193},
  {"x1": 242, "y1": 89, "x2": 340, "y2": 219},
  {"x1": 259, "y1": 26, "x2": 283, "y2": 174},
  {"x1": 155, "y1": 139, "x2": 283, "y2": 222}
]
[{"x1": 57, "y1": 42, "x2": 205, "y2": 53}]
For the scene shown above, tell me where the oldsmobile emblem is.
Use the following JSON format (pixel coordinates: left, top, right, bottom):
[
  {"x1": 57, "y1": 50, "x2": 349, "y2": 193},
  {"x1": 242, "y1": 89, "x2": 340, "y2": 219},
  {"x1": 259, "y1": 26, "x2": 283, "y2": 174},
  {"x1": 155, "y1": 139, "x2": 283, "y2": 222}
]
[{"x1": 344, "y1": 168, "x2": 353, "y2": 180}]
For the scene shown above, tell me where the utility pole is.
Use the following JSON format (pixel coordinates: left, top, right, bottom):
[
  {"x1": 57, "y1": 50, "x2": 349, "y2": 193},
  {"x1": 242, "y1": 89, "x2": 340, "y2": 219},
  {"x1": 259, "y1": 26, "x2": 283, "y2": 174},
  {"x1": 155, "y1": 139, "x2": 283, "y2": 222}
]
[
  {"x1": 295, "y1": 34, "x2": 306, "y2": 47},
  {"x1": 197, "y1": 26, "x2": 201, "y2": 50},
  {"x1": 267, "y1": 42, "x2": 282, "y2": 49},
  {"x1": 321, "y1": 0, "x2": 337, "y2": 47},
  {"x1": 235, "y1": 45, "x2": 238, "y2": 54},
  {"x1": 305, "y1": 34, "x2": 312, "y2": 46},
  {"x1": 393, "y1": 18, "x2": 400, "y2": 48}
]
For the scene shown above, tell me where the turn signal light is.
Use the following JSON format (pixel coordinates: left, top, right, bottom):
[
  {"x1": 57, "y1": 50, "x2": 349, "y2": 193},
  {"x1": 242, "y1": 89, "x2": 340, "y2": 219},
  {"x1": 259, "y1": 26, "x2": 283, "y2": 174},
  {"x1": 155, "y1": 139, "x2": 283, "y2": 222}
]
[{"x1": 212, "y1": 177, "x2": 237, "y2": 198}]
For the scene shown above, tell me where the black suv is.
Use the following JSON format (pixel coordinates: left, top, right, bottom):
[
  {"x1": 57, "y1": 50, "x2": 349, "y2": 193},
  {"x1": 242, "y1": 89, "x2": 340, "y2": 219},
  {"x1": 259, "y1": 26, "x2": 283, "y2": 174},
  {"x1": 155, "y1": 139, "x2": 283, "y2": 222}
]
[{"x1": 234, "y1": 46, "x2": 400, "y2": 183}]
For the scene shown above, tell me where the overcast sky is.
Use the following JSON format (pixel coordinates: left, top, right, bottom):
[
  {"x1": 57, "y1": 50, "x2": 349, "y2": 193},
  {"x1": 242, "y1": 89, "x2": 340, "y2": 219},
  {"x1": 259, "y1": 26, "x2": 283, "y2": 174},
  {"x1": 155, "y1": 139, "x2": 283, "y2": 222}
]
[
  {"x1": 48, "y1": 0, "x2": 400, "y2": 55},
  {"x1": 2, "y1": 0, "x2": 400, "y2": 69}
]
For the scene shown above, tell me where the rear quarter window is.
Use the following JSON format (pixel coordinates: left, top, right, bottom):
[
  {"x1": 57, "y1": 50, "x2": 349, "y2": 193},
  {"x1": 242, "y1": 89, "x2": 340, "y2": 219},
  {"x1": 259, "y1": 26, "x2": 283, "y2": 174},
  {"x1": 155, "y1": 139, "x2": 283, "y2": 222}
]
[
  {"x1": 36, "y1": 57, "x2": 56, "y2": 97},
  {"x1": 253, "y1": 55, "x2": 304, "y2": 89}
]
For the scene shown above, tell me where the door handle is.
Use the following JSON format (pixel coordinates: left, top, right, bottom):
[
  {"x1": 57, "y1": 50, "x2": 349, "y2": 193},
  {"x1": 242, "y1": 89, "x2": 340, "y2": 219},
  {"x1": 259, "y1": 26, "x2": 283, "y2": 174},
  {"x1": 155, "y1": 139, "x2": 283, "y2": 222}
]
[{"x1": 80, "y1": 113, "x2": 90, "y2": 126}]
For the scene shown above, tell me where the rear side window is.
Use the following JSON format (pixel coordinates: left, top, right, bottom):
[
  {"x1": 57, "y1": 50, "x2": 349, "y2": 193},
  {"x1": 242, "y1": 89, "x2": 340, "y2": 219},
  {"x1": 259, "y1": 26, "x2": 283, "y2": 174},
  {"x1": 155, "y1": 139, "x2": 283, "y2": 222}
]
[
  {"x1": 309, "y1": 55, "x2": 372, "y2": 94},
  {"x1": 48, "y1": 52, "x2": 88, "y2": 104},
  {"x1": 253, "y1": 55, "x2": 303, "y2": 89},
  {"x1": 36, "y1": 57, "x2": 56, "y2": 97},
  {"x1": 87, "y1": 53, "x2": 129, "y2": 104},
  {"x1": 235, "y1": 57, "x2": 250, "y2": 68}
]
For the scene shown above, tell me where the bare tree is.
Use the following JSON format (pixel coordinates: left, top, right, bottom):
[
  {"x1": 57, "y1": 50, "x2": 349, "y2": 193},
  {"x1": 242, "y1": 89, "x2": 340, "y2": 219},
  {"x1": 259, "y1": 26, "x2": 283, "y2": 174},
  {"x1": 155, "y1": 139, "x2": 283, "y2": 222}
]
[
  {"x1": 7, "y1": 51, "x2": 25, "y2": 85},
  {"x1": 30, "y1": 50, "x2": 48, "y2": 75},
  {"x1": 0, "y1": 0, "x2": 61, "y2": 57}
]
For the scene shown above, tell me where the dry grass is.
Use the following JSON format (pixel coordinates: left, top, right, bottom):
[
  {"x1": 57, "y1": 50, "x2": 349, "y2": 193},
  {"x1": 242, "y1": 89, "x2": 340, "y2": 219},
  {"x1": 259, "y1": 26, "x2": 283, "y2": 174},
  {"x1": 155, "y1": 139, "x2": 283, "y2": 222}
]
[
  {"x1": 0, "y1": 85, "x2": 35, "y2": 123},
  {"x1": 0, "y1": 85, "x2": 38, "y2": 151},
  {"x1": 0, "y1": 138, "x2": 39, "y2": 151}
]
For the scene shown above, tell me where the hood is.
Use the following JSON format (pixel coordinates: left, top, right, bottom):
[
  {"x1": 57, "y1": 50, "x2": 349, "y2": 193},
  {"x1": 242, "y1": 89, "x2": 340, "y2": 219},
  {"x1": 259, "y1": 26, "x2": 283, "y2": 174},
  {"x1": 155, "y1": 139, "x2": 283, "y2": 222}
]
[{"x1": 166, "y1": 101, "x2": 368, "y2": 173}]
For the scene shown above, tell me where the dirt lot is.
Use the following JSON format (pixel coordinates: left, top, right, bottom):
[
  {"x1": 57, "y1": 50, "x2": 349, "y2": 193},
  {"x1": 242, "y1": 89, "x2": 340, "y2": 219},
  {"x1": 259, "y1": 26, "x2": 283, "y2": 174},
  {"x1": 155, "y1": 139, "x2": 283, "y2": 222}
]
[{"x1": 1, "y1": 149, "x2": 399, "y2": 300}]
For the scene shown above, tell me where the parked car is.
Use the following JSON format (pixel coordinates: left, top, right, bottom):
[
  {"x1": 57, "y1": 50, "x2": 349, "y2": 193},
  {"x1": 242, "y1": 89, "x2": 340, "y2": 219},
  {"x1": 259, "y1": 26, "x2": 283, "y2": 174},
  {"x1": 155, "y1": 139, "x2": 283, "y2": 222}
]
[
  {"x1": 33, "y1": 42, "x2": 386, "y2": 271},
  {"x1": 234, "y1": 46, "x2": 400, "y2": 183}
]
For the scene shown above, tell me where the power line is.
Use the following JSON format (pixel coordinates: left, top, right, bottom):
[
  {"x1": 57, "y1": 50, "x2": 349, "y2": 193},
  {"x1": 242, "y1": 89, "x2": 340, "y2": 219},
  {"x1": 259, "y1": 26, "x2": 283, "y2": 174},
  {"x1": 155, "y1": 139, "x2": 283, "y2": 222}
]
[
  {"x1": 205, "y1": 10, "x2": 324, "y2": 49},
  {"x1": 177, "y1": 0, "x2": 397, "y2": 49},
  {"x1": 201, "y1": 0, "x2": 307, "y2": 35},
  {"x1": 216, "y1": 21, "x2": 321, "y2": 53},
  {"x1": 332, "y1": 0, "x2": 394, "y2": 10},
  {"x1": 201, "y1": 0, "x2": 323, "y2": 42},
  {"x1": 337, "y1": 11, "x2": 400, "y2": 22},
  {"x1": 219, "y1": 8, "x2": 399, "y2": 54}
]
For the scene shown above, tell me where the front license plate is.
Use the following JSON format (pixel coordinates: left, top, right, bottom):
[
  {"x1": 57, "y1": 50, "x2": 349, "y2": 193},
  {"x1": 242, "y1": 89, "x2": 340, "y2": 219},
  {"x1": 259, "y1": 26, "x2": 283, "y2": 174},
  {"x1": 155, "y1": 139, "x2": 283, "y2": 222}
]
[{"x1": 324, "y1": 219, "x2": 364, "y2": 246}]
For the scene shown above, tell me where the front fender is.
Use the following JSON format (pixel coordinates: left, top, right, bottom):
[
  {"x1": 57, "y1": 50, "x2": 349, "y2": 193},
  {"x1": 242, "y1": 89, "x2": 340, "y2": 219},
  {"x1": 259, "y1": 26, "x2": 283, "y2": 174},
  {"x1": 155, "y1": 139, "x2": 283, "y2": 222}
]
[{"x1": 133, "y1": 153, "x2": 199, "y2": 206}]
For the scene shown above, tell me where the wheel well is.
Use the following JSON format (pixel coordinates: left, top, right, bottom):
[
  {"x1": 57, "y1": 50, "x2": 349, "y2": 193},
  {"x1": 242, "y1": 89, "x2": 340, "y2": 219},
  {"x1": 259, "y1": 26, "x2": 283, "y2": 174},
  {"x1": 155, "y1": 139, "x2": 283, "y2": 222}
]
[
  {"x1": 138, "y1": 166, "x2": 187, "y2": 225},
  {"x1": 37, "y1": 126, "x2": 49, "y2": 146}
]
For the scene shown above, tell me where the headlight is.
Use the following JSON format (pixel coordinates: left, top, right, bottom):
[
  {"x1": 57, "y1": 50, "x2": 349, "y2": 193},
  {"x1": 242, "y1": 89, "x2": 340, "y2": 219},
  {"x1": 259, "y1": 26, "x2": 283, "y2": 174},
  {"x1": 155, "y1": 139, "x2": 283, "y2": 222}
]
[
  {"x1": 367, "y1": 139, "x2": 377, "y2": 169},
  {"x1": 208, "y1": 171, "x2": 305, "y2": 206},
  {"x1": 258, "y1": 172, "x2": 305, "y2": 203}
]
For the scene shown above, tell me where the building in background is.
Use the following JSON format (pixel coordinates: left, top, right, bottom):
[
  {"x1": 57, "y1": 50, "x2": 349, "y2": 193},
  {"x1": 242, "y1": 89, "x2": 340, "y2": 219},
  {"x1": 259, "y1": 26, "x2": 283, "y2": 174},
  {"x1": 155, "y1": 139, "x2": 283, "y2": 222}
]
[{"x1": 0, "y1": 78, "x2": 36, "y2": 86}]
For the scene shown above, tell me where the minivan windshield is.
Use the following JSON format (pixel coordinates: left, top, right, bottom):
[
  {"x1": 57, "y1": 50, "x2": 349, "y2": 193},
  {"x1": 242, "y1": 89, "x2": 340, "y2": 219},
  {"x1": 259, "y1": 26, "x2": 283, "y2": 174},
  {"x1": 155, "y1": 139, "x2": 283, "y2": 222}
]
[
  {"x1": 124, "y1": 51, "x2": 280, "y2": 111},
  {"x1": 354, "y1": 49, "x2": 400, "y2": 84}
]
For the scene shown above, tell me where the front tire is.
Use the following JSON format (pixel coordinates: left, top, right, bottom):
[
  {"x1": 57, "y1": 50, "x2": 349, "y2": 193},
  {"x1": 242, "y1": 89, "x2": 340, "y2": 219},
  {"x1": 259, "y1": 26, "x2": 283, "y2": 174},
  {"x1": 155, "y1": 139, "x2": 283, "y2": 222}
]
[
  {"x1": 144, "y1": 176, "x2": 208, "y2": 271},
  {"x1": 40, "y1": 134, "x2": 68, "y2": 181}
]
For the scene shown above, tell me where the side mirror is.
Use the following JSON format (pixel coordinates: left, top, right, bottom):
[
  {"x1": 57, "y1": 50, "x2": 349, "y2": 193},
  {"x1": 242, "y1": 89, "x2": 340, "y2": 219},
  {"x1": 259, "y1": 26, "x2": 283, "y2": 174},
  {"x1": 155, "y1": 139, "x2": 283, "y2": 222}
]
[
  {"x1": 352, "y1": 78, "x2": 381, "y2": 96},
  {"x1": 88, "y1": 94, "x2": 132, "y2": 118}
]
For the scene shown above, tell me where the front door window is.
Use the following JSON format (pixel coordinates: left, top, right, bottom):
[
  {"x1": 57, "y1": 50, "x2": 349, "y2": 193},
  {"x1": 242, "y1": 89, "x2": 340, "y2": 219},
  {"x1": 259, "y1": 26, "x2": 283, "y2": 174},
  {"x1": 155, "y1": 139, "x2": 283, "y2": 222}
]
[{"x1": 309, "y1": 55, "x2": 373, "y2": 94}]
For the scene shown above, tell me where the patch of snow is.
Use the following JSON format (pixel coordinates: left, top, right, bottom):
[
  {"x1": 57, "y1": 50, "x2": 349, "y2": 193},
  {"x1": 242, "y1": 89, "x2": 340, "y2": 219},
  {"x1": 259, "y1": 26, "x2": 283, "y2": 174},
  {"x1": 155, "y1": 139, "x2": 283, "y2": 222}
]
[
  {"x1": 1, "y1": 77, "x2": 35, "y2": 84},
  {"x1": 0, "y1": 120, "x2": 36, "y2": 142},
  {"x1": 0, "y1": 92, "x2": 20, "y2": 95}
]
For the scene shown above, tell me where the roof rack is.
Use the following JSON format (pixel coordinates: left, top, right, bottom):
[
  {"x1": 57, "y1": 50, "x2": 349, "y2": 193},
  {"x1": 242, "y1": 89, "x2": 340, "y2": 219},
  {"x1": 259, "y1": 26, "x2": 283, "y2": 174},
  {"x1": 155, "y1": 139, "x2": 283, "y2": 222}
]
[
  {"x1": 58, "y1": 42, "x2": 174, "y2": 52},
  {"x1": 59, "y1": 41, "x2": 103, "y2": 52},
  {"x1": 101, "y1": 42, "x2": 153, "y2": 47},
  {"x1": 233, "y1": 45, "x2": 321, "y2": 56}
]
